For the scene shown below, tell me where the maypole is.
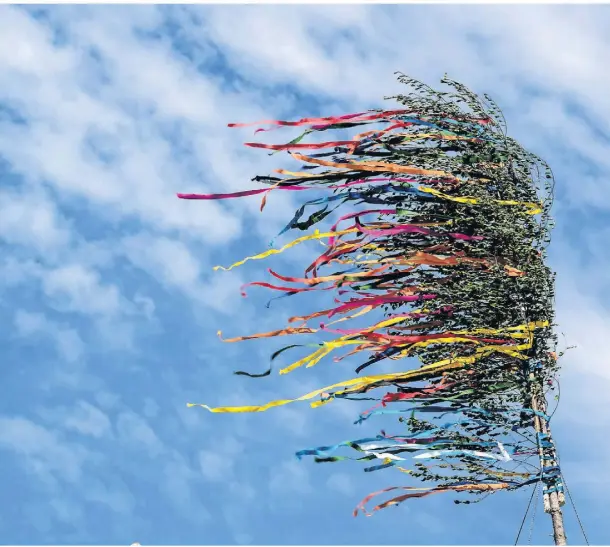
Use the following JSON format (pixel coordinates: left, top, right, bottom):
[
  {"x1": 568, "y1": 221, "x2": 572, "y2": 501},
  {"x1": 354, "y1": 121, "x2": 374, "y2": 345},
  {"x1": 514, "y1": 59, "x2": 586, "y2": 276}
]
[{"x1": 179, "y1": 74, "x2": 568, "y2": 544}]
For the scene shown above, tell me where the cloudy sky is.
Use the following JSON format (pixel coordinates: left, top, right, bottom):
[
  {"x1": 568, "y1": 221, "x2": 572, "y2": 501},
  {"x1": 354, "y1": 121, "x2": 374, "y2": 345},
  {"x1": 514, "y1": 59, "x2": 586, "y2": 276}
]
[{"x1": 0, "y1": 3, "x2": 608, "y2": 545}]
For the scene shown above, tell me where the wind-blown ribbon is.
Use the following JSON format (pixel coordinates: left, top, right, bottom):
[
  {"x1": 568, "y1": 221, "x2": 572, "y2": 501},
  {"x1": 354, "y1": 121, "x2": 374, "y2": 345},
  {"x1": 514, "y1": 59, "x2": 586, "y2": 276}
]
[{"x1": 179, "y1": 74, "x2": 559, "y2": 518}]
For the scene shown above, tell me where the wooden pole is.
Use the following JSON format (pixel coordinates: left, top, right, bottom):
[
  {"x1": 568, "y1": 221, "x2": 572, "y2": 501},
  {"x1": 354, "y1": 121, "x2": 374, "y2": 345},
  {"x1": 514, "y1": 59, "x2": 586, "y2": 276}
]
[{"x1": 530, "y1": 375, "x2": 567, "y2": 545}]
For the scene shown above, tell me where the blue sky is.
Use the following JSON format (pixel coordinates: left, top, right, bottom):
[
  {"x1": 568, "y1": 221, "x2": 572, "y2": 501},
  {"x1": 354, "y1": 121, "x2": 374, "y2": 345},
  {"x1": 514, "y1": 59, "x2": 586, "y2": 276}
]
[{"x1": 0, "y1": 4, "x2": 609, "y2": 545}]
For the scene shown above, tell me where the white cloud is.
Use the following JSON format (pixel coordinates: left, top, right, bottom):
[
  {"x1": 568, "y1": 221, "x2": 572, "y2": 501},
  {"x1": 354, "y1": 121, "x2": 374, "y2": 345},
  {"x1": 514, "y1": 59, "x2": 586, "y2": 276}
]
[
  {"x1": 42, "y1": 264, "x2": 123, "y2": 317},
  {"x1": 0, "y1": 189, "x2": 71, "y2": 252},
  {"x1": 269, "y1": 459, "x2": 312, "y2": 497},
  {"x1": 0, "y1": 6, "x2": 255, "y2": 244},
  {"x1": 0, "y1": 416, "x2": 92, "y2": 485},
  {"x1": 14, "y1": 309, "x2": 85, "y2": 363},
  {"x1": 161, "y1": 452, "x2": 212, "y2": 523},
  {"x1": 198, "y1": 436, "x2": 243, "y2": 482},
  {"x1": 198, "y1": 451, "x2": 233, "y2": 482},
  {"x1": 14, "y1": 309, "x2": 48, "y2": 336},
  {"x1": 82, "y1": 476, "x2": 136, "y2": 515},
  {"x1": 121, "y1": 232, "x2": 249, "y2": 314},
  {"x1": 49, "y1": 498, "x2": 84, "y2": 526},
  {"x1": 116, "y1": 411, "x2": 163, "y2": 455},
  {"x1": 326, "y1": 472, "x2": 354, "y2": 497},
  {"x1": 63, "y1": 401, "x2": 112, "y2": 439},
  {"x1": 122, "y1": 234, "x2": 203, "y2": 291}
]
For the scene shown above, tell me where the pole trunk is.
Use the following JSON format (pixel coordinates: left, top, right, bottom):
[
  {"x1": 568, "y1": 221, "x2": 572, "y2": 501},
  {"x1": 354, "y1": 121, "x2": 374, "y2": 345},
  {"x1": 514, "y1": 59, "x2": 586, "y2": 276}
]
[{"x1": 530, "y1": 377, "x2": 567, "y2": 545}]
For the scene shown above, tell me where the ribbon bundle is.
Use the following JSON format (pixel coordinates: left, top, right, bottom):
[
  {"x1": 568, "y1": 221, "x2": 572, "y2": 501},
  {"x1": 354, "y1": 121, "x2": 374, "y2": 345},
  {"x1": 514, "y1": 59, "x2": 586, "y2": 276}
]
[{"x1": 179, "y1": 74, "x2": 561, "y2": 516}]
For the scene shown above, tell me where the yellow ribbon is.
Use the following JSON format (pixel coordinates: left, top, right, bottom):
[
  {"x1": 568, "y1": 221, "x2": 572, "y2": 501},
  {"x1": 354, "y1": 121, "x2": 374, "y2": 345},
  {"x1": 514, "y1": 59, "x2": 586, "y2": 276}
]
[
  {"x1": 276, "y1": 169, "x2": 327, "y2": 178},
  {"x1": 188, "y1": 321, "x2": 548, "y2": 414},
  {"x1": 280, "y1": 320, "x2": 546, "y2": 376},
  {"x1": 418, "y1": 187, "x2": 542, "y2": 215},
  {"x1": 213, "y1": 228, "x2": 358, "y2": 271}
]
